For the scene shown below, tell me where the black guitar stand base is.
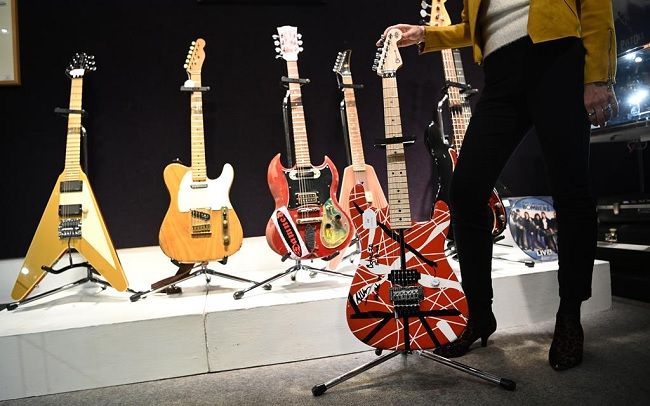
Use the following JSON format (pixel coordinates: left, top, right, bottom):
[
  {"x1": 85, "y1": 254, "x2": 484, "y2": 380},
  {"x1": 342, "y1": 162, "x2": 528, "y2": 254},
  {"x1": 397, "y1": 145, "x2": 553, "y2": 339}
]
[
  {"x1": 0, "y1": 261, "x2": 137, "y2": 312},
  {"x1": 312, "y1": 349, "x2": 515, "y2": 396},
  {"x1": 129, "y1": 259, "x2": 271, "y2": 302},
  {"x1": 233, "y1": 257, "x2": 352, "y2": 300}
]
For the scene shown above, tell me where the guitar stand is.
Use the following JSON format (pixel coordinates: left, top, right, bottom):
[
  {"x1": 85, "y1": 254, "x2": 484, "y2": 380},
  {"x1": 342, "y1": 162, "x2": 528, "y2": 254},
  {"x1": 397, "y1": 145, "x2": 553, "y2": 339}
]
[
  {"x1": 233, "y1": 257, "x2": 352, "y2": 300},
  {"x1": 311, "y1": 348, "x2": 516, "y2": 396},
  {"x1": 129, "y1": 259, "x2": 270, "y2": 302},
  {"x1": 0, "y1": 261, "x2": 137, "y2": 312}
]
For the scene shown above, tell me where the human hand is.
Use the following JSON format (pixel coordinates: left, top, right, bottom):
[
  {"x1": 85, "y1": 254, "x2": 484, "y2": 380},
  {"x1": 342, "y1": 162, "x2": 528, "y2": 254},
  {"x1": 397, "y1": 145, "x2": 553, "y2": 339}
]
[
  {"x1": 376, "y1": 24, "x2": 425, "y2": 47},
  {"x1": 584, "y1": 83, "x2": 619, "y2": 127}
]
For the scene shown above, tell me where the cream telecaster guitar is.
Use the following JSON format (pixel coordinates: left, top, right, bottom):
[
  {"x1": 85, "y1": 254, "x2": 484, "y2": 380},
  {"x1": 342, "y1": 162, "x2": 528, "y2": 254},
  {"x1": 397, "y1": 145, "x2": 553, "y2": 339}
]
[
  {"x1": 12, "y1": 53, "x2": 128, "y2": 300},
  {"x1": 158, "y1": 38, "x2": 243, "y2": 264}
]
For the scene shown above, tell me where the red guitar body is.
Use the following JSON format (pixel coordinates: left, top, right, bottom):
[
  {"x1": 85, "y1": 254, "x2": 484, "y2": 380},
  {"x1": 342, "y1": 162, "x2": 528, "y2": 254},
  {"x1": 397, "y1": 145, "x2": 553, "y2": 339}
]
[
  {"x1": 345, "y1": 184, "x2": 468, "y2": 351},
  {"x1": 265, "y1": 153, "x2": 353, "y2": 260}
]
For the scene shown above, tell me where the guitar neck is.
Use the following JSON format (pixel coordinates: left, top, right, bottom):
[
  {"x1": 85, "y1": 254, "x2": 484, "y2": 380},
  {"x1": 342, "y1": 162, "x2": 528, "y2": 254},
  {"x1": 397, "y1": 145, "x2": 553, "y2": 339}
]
[
  {"x1": 341, "y1": 75, "x2": 366, "y2": 171},
  {"x1": 189, "y1": 79, "x2": 207, "y2": 182},
  {"x1": 286, "y1": 60, "x2": 311, "y2": 168},
  {"x1": 63, "y1": 78, "x2": 84, "y2": 180},
  {"x1": 382, "y1": 74, "x2": 411, "y2": 229},
  {"x1": 441, "y1": 48, "x2": 471, "y2": 154}
]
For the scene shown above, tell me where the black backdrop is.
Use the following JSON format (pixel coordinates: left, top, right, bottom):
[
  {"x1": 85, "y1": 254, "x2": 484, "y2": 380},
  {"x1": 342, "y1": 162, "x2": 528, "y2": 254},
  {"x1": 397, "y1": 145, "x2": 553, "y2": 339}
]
[{"x1": 0, "y1": 0, "x2": 648, "y2": 260}]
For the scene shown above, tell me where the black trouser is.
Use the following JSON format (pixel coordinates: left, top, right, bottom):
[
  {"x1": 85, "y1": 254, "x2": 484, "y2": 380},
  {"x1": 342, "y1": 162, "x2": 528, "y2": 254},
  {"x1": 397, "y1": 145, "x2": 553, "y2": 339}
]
[{"x1": 449, "y1": 36, "x2": 596, "y2": 318}]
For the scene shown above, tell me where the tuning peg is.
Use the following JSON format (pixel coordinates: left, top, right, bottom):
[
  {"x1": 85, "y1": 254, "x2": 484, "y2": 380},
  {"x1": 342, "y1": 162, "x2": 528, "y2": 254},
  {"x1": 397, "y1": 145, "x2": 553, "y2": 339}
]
[
  {"x1": 371, "y1": 65, "x2": 377, "y2": 72},
  {"x1": 272, "y1": 34, "x2": 279, "y2": 39},
  {"x1": 191, "y1": 40, "x2": 196, "y2": 45},
  {"x1": 421, "y1": 0, "x2": 431, "y2": 9},
  {"x1": 298, "y1": 47, "x2": 303, "y2": 52},
  {"x1": 275, "y1": 47, "x2": 281, "y2": 53},
  {"x1": 297, "y1": 33, "x2": 302, "y2": 39},
  {"x1": 275, "y1": 55, "x2": 283, "y2": 59},
  {"x1": 183, "y1": 63, "x2": 188, "y2": 69},
  {"x1": 298, "y1": 40, "x2": 303, "y2": 45},
  {"x1": 420, "y1": 9, "x2": 431, "y2": 18}
]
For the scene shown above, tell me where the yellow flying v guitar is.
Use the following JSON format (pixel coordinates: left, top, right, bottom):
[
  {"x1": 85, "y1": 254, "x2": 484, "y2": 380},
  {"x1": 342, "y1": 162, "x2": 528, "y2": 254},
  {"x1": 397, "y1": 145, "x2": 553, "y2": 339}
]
[
  {"x1": 158, "y1": 38, "x2": 244, "y2": 264},
  {"x1": 12, "y1": 53, "x2": 128, "y2": 301}
]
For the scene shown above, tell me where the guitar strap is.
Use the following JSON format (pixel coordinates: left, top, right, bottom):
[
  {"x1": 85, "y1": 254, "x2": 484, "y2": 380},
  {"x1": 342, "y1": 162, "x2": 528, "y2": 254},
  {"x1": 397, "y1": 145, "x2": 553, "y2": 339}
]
[{"x1": 271, "y1": 206, "x2": 310, "y2": 259}]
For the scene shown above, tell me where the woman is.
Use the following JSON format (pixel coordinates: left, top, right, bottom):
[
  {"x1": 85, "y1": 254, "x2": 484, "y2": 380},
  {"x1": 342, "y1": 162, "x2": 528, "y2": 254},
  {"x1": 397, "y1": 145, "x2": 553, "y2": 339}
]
[{"x1": 379, "y1": 0, "x2": 618, "y2": 370}]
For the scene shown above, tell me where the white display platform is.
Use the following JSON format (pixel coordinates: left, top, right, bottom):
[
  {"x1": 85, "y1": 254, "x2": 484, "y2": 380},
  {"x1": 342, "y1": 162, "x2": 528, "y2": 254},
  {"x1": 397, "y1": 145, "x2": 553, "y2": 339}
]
[{"x1": 0, "y1": 236, "x2": 611, "y2": 401}]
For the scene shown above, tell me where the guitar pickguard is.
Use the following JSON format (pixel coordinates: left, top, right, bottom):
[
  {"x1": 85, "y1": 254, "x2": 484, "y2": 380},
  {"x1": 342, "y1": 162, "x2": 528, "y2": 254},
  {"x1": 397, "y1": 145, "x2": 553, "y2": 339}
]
[{"x1": 177, "y1": 164, "x2": 234, "y2": 212}]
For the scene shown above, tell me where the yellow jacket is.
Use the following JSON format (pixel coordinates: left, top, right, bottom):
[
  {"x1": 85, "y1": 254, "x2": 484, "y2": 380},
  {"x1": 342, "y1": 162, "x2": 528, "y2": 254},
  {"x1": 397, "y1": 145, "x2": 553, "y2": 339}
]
[{"x1": 421, "y1": 0, "x2": 616, "y2": 84}]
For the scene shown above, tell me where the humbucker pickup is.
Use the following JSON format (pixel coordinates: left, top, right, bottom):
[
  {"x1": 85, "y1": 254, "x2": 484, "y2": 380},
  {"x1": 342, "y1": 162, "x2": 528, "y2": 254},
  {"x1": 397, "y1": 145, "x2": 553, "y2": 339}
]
[
  {"x1": 296, "y1": 192, "x2": 319, "y2": 205},
  {"x1": 59, "y1": 204, "x2": 82, "y2": 216},
  {"x1": 60, "y1": 180, "x2": 83, "y2": 192}
]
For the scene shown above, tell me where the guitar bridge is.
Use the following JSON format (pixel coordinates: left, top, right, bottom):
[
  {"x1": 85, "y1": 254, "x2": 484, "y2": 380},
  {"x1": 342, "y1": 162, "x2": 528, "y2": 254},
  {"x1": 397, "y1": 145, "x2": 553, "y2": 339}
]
[
  {"x1": 388, "y1": 268, "x2": 423, "y2": 318},
  {"x1": 58, "y1": 218, "x2": 82, "y2": 239},
  {"x1": 296, "y1": 217, "x2": 322, "y2": 224},
  {"x1": 191, "y1": 208, "x2": 212, "y2": 237}
]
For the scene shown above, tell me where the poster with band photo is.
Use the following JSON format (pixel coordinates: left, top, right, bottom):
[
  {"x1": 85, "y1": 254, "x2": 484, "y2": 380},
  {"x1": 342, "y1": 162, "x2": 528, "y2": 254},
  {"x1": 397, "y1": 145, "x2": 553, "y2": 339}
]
[{"x1": 506, "y1": 196, "x2": 558, "y2": 262}]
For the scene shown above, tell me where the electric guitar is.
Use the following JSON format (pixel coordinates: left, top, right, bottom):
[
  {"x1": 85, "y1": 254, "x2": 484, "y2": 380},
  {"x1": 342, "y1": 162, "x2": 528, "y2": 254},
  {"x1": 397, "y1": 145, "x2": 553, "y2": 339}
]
[
  {"x1": 12, "y1": 53, "x2": 129, "y2": 301},
  {"x1": 158, "y1": 38, "x2": 243, "y2": 264},
  {"x1": 421, "y1": 0, "x2": 506, "y2": 238},
  {"x1": 345, "y1": 29, "x2": 468, "y2": 351},
  {"x1": 327, "y1": 49, "x2": 389, "y2": 270},
  {"x1": 265, "y1": 26, "x2": 352, "y2": 260}
]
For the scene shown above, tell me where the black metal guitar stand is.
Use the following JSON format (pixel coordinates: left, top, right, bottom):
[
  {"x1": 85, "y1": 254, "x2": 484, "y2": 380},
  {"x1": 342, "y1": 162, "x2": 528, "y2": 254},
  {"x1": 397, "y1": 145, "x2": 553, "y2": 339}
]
[
  {"x1": 233, "y1": 256, "x2": 352, "y2": 300},
  {"x1": 312, "y1": 348, "x2": 515, "y2": 396},
  {"x1": 1, "y1": 254, "x2": 138, "y2": 312},
  {"x1": 130, "y1": 259, "x2": 270, "y2": 302}
]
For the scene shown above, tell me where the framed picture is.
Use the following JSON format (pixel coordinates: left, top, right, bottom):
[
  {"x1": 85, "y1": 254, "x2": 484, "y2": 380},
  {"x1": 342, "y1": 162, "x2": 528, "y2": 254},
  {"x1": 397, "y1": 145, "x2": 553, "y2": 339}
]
[{"x1": 0, "y1": 0, "x2": 20, "y2": 85}]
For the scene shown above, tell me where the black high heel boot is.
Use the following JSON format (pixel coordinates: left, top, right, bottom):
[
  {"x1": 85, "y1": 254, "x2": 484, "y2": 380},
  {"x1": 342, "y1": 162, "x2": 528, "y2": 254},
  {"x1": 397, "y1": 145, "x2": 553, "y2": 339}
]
[
  {"x1": 549, "y1": 313, "x2": 584, "y2": 371},
  {"x1": 433, "y1": 311, "x2": 497, "y2": 358}
]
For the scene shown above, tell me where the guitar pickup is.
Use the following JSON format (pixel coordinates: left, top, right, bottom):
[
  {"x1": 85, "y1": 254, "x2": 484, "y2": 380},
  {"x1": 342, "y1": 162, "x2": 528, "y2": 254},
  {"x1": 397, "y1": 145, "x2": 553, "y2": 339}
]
[
  {"x1": 296, "y1": 192, "x2": 319, "y2": 205},
  {"x1": 60, "y1": 180, "x2": 83, "y2": 193},
  {"x1": 296, "y1": 217, "x2": 322, "y2": 224},
  {"x1": 59, "y1": 204, "x2": 82, "y2": 216},
  {"x1": 190, "y1": 183, "x2": 208, "y2": 189},
  {"x1": 191, "y1": 209, "x2": 211, "y2": 221}
]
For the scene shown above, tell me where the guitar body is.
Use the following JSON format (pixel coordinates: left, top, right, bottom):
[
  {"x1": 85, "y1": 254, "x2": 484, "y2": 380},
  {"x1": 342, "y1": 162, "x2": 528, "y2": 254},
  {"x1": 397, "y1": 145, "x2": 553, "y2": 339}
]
[
  {"x1": 265, "y1": 153, "x2": 352, "y2": 260},
  {"x1": 425, "y1": 121, "x2": 506, "y2": 237},
  {"x1": 12, "y1": 171, "x2": 127, "y2": 300},
  {"x1": 327, "y1": 164, "x2": 388, "y2": 270},
  {"x1": 345, "y1": 184, "x2": 468, "y2": 351},
  {"x1": 158, "y1": 162, "x2": 243, "y2": 263}
]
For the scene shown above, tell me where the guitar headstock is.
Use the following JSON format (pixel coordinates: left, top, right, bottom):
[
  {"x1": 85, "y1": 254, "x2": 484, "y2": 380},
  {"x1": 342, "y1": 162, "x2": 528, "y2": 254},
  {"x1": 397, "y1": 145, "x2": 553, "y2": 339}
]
[
  {"x1": 65, "y1": 53, "x2": 96, "y2": 78},
  {"x1": 273, "y1": 25, "x2": 303, "y2": 62},
  {"x1": 420, "y1": 0, "x2": 451, "y2": 27},
  {"x1": 333, "y1": 49, "x2": 352, "y2": 78},
  {"x1": 372, "y1": 28, "x2": 403, "y2": 76},
  {"x1": 184, "y1": 38, "x2": 206, "y2": 79}
]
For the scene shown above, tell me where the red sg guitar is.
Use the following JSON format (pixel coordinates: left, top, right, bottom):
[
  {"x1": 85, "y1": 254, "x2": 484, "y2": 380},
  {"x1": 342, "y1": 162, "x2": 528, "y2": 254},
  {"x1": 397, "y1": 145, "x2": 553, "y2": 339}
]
[
  {"x1": 345, "y1": 29, "x2": 468, "y2": 351},
  {"x1": 265, "y1": 26, "x2": 353, "y2": 260},
  {"x1": 422, "y1": 0, "x2": 506, "y2": 238}
]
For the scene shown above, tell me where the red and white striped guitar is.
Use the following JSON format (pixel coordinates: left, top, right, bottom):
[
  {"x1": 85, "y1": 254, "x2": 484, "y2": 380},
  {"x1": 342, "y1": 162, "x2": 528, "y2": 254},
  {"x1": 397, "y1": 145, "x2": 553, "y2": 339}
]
[{"x1": 345, "y1": 29, "x2": 468, "y2": 351}]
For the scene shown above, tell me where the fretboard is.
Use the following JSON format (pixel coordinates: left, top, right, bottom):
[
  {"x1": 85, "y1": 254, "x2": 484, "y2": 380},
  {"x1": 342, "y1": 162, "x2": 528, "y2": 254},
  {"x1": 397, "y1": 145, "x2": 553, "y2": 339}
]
[
  {"x1": 341, "y1": 75, "x2": 366, "y2": 171},
  {"x1": 189, "y1": 79, "x2": 207, "y2": 182},
  {"x1": 63, "y1": 78, "x2": 84, "y2": 180},
  {"x1": 286, "y1": 60, "x2": 311, "y2": 168},
  {"x1": 440, "y1": 48, "x2": 472, "y2": 154},
  {"x1": 382, "y1": 74, "x2": 411, "y2": 229}
]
